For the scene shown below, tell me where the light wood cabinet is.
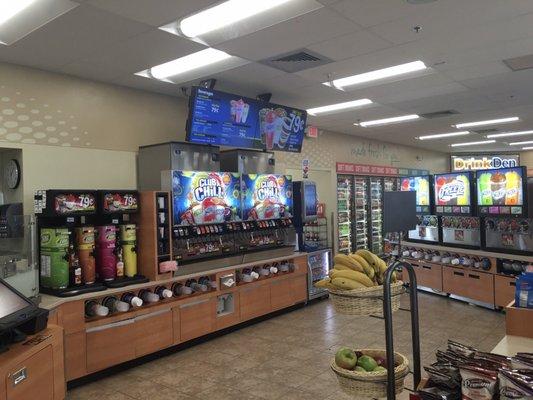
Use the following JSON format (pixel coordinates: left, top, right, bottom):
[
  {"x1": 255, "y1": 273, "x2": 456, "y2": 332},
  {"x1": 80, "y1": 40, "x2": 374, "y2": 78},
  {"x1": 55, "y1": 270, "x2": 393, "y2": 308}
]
[
  {"x1": 443, "y1": 267, "x2": 494, "y2": 305},
  {"x1": 240, "y1": 283, "x2": 271, "y2": 321},
  {"x1": 495, "y1": 275, "x2": 516, "y2": 308},
  {"x1": 172, "y1": 308, "x2": 181, "y2": 345},
  {"x1": 179, "y1": 298, "x2": 215, "y2": 342},
  {"x1": 290, "y1": 275, "x2": 308, "y2": 304},
  {"x1": 135, "y1": 309, "x2": 173, "y2": 357},
  {"x1": 270, "y1": 279, "x2": 293, "y2": 311},
  {"x1": 64, "y1": 332, "x2": 86, "y2": 381},
  {"x1": 215, "y1": 291, "x2": 240, "y2": 331},
  {"x1": 86, "y1": 319, "x2": 136, "y2": 373}
]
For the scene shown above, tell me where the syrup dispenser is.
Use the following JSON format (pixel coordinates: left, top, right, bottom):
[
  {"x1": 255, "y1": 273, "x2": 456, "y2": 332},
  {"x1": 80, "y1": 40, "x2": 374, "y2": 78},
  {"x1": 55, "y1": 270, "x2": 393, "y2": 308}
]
[{"x1": 120, "y1": 224, "x2": 137, "y2": 278}]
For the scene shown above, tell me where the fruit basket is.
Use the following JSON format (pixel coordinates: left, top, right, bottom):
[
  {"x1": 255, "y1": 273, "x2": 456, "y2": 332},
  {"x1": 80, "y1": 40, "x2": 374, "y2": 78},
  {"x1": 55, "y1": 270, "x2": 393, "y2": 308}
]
[
  {"x1": 331, "y1": 349, "x2": 409, "y2": 398},
  {"x1": 328, "y1": 281, "x2": 404, "y2": 316}
]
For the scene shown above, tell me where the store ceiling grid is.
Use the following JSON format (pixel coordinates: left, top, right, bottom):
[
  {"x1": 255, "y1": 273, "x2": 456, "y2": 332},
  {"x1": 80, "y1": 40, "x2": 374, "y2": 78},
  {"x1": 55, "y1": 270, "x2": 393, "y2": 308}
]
[{"x1": 3, "y1": 0, "x2": 533, "y2": 152}]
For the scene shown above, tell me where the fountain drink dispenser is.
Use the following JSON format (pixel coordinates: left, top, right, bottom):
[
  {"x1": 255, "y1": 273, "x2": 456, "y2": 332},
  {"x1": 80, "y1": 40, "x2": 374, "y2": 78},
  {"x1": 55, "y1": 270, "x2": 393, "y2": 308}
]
[
  {"x1": 95, "y1": 225, "x2": 118, "y2": 281},
  {"x1": 40, "y1": 228, "x2": 70, "y2": 289},
  {"x1": 120, "y1": 224, "x2": 137, "y2": 277},
  {"x1": 75, "y1": 226, "x2": 96, "y2": 284}
]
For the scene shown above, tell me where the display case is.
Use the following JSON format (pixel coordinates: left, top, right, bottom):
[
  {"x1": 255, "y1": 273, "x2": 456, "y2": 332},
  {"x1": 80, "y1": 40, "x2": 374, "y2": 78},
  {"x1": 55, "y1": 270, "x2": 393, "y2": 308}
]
[
  {"x1": 369, "y1": 177, "x2": 383, "y2": 254},
  {"x1": 307, "y1": 248, "x2": 331, "y2": 300},
  {"x1": 336, "y1": 175, "x2": 352, "y2": 254}
]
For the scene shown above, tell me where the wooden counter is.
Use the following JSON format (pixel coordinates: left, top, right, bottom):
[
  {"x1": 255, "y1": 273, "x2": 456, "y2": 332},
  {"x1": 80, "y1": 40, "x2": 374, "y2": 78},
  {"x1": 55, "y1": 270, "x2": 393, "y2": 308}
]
[
  {"x1": 491, "y1": 335, "x2": 533, "y2": 356},
  {"x1": 0, "y1": 325, "x2": 65, "y2": 400},
  {"x1": 42, "y1": 252, "x2": 309, "y2": 382}
]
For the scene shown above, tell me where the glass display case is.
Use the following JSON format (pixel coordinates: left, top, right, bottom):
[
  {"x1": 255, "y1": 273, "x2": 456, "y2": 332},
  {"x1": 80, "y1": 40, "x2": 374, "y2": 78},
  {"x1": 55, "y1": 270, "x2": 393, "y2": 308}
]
[
  {"x1": 336, "y1": 175, "x2": 352, "y2": 253},
  {"x1": 307, "y1": 248, "x2": 331, "y2": 300},
  {"x1": 0, "y1": 204, "x2": 37, "y2": 299}
]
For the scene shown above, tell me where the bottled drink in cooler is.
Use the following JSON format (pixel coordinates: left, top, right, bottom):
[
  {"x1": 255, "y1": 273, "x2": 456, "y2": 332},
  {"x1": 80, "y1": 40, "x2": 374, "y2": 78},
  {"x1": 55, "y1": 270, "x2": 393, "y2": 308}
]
[
  {"x1": 102, "y1": 296, "x2": 129, "y2": 313},
  {"x1": 121, "y1": 292, "x2": 143, "y2": 308},
  {"x1": 85, "y1": 300, "x2": 109, "y2": 318}
]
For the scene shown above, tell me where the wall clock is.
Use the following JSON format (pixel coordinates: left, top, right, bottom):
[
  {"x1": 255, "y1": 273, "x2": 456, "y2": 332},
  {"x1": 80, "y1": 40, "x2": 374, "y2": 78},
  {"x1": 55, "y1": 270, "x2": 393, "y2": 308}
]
[{"x1": 4, "y1": 159, "x2": 20, "y2": 189}]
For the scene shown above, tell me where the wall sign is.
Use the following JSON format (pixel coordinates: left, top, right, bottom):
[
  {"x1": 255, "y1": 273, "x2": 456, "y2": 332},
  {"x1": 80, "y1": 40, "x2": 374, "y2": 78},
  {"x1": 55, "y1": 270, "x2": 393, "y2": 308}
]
[
  {"x1": 306, "y1": 126, "x2": 318, "y2": 138},
  {"x1": 336, "y1": 163, "x2": 429, "y2": 177},
  {"x1": 302, "y1": 159, "x2": 309, "y2": 179},
  {"x1": 451, "y1": 154, "x2": 520, "y2": 172}
]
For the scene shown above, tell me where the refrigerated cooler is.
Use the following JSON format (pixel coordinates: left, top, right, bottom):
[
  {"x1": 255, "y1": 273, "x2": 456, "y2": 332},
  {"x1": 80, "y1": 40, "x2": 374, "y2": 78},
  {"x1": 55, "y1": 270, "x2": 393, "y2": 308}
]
[
  {"x1": 400, "y1": 176, "x2": 440, "y2": 243},
  {"x1": 433, "y1": 171, "x2": 480, "y2": 248},
  {"x1": 307, "y1": 248, "x2": 331, "y2": 300},
  {"x1": 336, "y1": 175, "x2": 352, "y2": 254}
]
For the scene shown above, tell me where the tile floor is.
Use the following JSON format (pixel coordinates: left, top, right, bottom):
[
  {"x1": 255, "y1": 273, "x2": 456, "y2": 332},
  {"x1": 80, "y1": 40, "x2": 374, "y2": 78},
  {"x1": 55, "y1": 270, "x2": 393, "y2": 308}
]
[{"x1": 67, "y1": 291, "x2": 505, "y2": 400}]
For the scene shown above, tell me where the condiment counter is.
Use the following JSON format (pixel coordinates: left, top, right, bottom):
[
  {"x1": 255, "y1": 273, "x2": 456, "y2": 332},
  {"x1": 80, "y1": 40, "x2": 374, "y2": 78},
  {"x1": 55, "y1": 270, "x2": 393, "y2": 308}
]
[{"x1": 40, "y1": 252, "x2": 309, "y2": 382}]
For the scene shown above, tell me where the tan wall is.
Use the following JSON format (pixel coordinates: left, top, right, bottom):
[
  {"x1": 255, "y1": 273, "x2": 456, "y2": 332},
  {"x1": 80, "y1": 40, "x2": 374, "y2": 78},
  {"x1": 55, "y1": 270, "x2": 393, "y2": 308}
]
[{"x1": 519, "y1": 151, "x2": 533, "y2": 170}]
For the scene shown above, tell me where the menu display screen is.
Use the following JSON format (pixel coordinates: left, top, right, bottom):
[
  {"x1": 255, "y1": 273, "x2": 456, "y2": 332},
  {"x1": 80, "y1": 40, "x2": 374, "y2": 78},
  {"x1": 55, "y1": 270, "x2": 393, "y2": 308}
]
[
  {"x1": 241, "y1": 174, "x2": 293, "y2": 220},
  {"x1": 54, "y1": 192, "x2": 96, "y2": 215},
  {"x1": 434, "y1": 172, "x2": 474, "y2": 215},
  {"x1": 101, "y1": 192, "x2": 138, "y2": 214},
  {"x1": 477, "y1": 166, "x2": 526, "y2": 216},
  {"x1": 304, "y1": 183, "x2": 317, "y2": 217},
  {"x1": 171, "y1": 171, "x2": 241, "y2": 225},
  {"x1": 400, "y1": 176, "x2": 431, "y2": 214},
  {"x1": 187, "y1": 87, "x2": 307, "y2": 153}
]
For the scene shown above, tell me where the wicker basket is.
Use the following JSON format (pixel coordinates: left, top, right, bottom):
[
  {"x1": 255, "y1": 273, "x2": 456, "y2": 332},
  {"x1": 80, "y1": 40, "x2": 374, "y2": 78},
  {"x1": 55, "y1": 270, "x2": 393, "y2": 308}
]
[
  {"x1": 328, "y1": 281, "x2": 404, "y2": 316},
  {"x1": 331, "y1": 349, "x2": 409, "y2": 399}
]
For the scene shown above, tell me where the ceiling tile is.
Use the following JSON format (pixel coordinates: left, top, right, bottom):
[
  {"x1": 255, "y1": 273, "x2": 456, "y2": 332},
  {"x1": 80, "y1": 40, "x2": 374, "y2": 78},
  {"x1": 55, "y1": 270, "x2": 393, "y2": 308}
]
[{"x1": 216, "y1": 7, "x2": 361, "y2": 61}]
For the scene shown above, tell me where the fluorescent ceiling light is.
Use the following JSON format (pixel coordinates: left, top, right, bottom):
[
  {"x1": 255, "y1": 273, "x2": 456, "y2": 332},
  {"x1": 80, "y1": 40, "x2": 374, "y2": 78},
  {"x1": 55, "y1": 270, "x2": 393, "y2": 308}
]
[
  {"x1": 179, "y1": 0, "x2": 293, "y2": 38},
  {"x1": 418, "y1": 131, "x2": 470, "y2": 140},
  {"x1": 324, "y1": 61, "x2": 427, "y2": 89},
  {"x1": 486, "y1": 130, "x2": 533, "y2": 138},
  {"x1": 307, "y1": 99, "x2": 373, "y2": 115},
  {"x1": 356, "y1": 114, "x2": 420, "y2": 127},
  {"x1": 0, "y1": 0, "x2": 36, "y2": 26},
  {"x1": 145, "y1": 48, "x2": 232, "y2": 81},
  {"x1": 522, "y1": 146, "x2": 533, "y2": 150},
  {"x1": 509, "y1": 140, "x2": 533, "y2": 146},
  {"x1": 450, "y1": 140, "x2": 496, "y2": 147},
  {"x1": 454, "y1": 116, "x2": 519, "y2": 129}
]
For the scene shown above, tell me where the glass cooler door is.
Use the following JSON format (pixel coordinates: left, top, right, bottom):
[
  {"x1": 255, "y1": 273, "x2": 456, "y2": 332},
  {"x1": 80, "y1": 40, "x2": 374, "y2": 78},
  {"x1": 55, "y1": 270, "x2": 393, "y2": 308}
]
[
  {"x1": 353, "y1": 177, "x2": 368, "y2": 251},
  {"x1": 337, "y1": 176, "x2": 353, "y2": 254},
  {"x1": 307, "y1": 249, "x2": 332, "y2": 300},
  {"x1": 369, "y1": 177, "x2": 384, "y2": 255}
]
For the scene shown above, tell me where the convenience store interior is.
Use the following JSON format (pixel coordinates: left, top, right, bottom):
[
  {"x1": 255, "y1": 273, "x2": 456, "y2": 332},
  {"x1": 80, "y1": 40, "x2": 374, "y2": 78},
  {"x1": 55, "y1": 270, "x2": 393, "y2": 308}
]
[{"x1": 0, "y1": 1, "x2": 532, "y2": 400}]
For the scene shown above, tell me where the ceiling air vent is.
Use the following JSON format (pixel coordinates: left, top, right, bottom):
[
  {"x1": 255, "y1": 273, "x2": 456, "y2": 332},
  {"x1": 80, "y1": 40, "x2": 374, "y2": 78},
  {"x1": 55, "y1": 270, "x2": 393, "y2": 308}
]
[
  {"x1": 503, "y1": 54, "x2": 533, "y2": 71},
  {"x1": 259, "y1": 48, "x2": 333, "y2": 73},
  {"x1": 419, "y1": 110, "x2": 460, "y2": 119}
]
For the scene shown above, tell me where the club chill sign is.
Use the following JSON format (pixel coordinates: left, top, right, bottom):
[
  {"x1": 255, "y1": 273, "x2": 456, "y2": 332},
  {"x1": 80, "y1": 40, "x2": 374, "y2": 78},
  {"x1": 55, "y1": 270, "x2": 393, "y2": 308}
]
[{"x1": 451, "y1": 154, "x2": 520, "y2": 172}]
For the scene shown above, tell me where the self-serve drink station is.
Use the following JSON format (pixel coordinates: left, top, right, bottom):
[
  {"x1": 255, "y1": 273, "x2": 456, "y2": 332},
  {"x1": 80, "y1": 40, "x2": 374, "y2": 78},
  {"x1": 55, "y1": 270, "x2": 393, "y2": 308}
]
[{"x1": 34, "y1": 189, "x2": 147, "y2": 297}]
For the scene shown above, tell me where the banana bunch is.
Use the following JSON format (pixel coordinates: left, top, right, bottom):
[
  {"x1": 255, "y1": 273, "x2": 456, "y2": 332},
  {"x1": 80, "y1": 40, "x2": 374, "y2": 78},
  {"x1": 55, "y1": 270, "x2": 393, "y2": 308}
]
[{"x1": 314, "y1": 250, "x2": 397, "y2": 291}]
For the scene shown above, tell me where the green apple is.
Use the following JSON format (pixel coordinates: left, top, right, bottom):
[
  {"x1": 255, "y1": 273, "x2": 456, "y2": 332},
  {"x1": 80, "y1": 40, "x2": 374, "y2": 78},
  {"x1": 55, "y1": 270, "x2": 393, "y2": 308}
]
[
  {"x1": 335, "y1": 347, "x2": 358, "y2": 370},
  {"x1": 357, "y1": 355, "x2": 378, "y2": 372}
]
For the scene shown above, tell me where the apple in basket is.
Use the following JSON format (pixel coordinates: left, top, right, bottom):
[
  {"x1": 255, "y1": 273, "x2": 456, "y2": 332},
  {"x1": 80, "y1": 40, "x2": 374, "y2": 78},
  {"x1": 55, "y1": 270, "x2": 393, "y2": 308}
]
[{"x1": 335, "y1": 348, "x2": 357, "y2": 370}]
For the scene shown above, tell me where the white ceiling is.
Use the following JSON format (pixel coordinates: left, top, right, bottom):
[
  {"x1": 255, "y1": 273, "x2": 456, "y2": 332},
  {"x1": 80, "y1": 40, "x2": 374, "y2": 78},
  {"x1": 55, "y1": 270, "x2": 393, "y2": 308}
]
[{"x1": 4, "y1": 0, "x2": 533, "y2": 153}]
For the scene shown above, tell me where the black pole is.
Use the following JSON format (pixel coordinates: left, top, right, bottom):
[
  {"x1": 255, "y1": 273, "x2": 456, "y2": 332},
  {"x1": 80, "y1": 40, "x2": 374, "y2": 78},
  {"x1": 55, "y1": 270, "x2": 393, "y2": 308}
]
[{"x1": 383, "y1": 261, "x2": 421, "y2": 400}]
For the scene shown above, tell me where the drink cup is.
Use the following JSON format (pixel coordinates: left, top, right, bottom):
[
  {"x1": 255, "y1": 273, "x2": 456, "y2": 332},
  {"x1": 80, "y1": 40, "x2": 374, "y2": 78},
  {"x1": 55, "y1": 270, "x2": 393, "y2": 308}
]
[
  {"x1": 278, "y1": 117, "x2": 292, "y2": 148},
  {"x1": 490, "y1": 172, "x2": 506, "y2": 205}
]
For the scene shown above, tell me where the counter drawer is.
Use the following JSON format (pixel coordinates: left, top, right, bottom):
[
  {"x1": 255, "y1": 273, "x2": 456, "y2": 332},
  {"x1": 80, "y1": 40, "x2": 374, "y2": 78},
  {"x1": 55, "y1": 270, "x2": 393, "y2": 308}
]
[
  {"x1": 405, "y1": 263, "x2": 443, "y2": 291},
  {"x1": 5, "y1": 345, "x2": 54, "y2": 400},
  {"x1": 179, "y1": 298, "x2": 215, "y2": 342},
  {"x1": 64, "y1": 331, "x2": 86, "y2": 381},
  {"x1": 290, "y1": 274, "x2": 308, "y2": 304},
  {"x1": 240, "y1": 283, "x2": 271, "y2": 321},
  {"x1": 135, "y1": 309, "x2": 173, "y2": 357},
  {"x1": 443, "y1": 267, "x2": 494, "y2": 305},
  {"x1": 270, "y1": 279, "x2": 293, "y2": 311},
  {"x1": 495, "y1": 275, "x2": 516, "y2": 308},
  {"x1": 86, "y1": 319, "x2": 136, "y2": 373},
  {"x1": 443, "y1": 267, "x2": 468, "y2": 298}
]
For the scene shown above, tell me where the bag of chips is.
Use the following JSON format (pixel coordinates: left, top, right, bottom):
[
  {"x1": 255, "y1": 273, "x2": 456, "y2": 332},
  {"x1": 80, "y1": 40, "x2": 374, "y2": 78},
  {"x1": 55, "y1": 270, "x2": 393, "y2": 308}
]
[
  {"x1": 459, "y1": 364, "x2": 498, "y2": 400},
  {"x1": 499, "y1": 369, "x2": 533, "y2": 399}
]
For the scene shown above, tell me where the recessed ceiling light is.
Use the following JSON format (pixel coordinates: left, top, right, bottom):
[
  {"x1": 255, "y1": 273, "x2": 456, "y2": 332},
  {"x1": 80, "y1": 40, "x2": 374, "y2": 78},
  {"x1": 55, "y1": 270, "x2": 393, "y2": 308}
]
[
  {"x1": 356, "y1": 114, "x2": 420, "y2": 127},
  {"x1": 307, "y1": 99, "x2": 373, "y2": 115},
  {"x1": 417, "y1": 131, "x2": 470, "y2": 140},
  {"x1": 486, "y1": 130, "x2": 533, "y2": 138},
  {"x1": 137, "y1": 48, "x2": 234, "y2": 81},
  {"x1": 509, "y1": 140, "x2": 533, "y2": 146},
  {"x1": 323, "y1": 61, "x2": 427, "y2": 90},
  {"x1": 454, "y1": 116, "x2": 519, "y2": 129},
  {"x1": 179, "y1": 0, "x2": 293, "y2": 38},
  {"x1": 0, "y1": 0, "x2": 36, "y2": 26},
  {"x1": 450, "y1": 140, "x2": 496, "y2": 147}
]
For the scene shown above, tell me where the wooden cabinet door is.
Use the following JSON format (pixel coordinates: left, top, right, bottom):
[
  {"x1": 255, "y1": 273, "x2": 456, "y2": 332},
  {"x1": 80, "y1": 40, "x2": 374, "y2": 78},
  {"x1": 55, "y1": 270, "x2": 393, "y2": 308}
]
[
  {"x1": 172, "y1": 308, "x2": 180, "y2": 345},
  {"x1": 495, "y1": 275, "x2": 516, "y2": 308},
  {"x1": 135, "y1": 309, "x2": 173, "y2": 357},
  {"x1": 466, "y1": 271, "x2": 494, "y2": 305},
  {"x1": 417, "y1": 264, "x2": 443, "y2": 291},
  {"x1": 443, "y1": 267, "x2": 467, "y2": 297},
  {"x1": 86, "y1": 318, "x2": 136, "y2": 373},
  {"x1": 240, "y1": 283, "x2": 271, "y2": 321},
  {"x1": 64, "y1": 331, "x2": 86, "y2": 381},
  {"x1": 6, "y1": 346, "x2": 54, "y2": 400},
  {"x1": 270, "y1": 279, "x2": 293, "y2": 311},
  {"x1": 179, "y1": 298, "x2": 215, "y2": 342},
  {"x1": 290, "y1": 274, "x2": 308, "y2": 304}
]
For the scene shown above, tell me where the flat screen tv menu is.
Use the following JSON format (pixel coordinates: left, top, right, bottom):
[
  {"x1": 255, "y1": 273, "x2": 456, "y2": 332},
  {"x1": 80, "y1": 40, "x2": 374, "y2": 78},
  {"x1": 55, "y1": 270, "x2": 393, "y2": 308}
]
[{"x1": 187, "y1": 87, "x2": 263, "y2": 149}]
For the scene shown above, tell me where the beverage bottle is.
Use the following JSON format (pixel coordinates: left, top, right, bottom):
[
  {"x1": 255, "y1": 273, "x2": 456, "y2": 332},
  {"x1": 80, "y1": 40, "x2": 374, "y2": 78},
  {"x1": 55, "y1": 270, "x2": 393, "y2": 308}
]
[
  {"x1": 102, "y1": 296, "x2": 129, "y2": 313},
  {"x1": 478, "y1": 173, "x2": 493, "y2": 205},
  {"x1": 138, "y1": 289, "x2": 160, "y2": 303},
  {"x1": 85, "y1": 300, "x2": 109, "y2": 318},
  {"x1": 121, "y1": 292, "x2": 143, "y2": 308},
  {"x1": 68, "y1": 242, "x2": 82, "y2": 287},
  {"x1": 505, "y1": 171, "x2": 520, "y2": 205},
  {"x1": 155, "y1": 285, "x2": 173, "y2": 299}
]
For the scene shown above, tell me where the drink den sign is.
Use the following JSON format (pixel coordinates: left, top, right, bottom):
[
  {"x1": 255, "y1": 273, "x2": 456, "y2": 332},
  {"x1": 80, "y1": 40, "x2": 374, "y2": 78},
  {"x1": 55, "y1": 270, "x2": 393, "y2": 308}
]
[{"x1": 451, "y1": 154, "x2": 519, "y2": 172}]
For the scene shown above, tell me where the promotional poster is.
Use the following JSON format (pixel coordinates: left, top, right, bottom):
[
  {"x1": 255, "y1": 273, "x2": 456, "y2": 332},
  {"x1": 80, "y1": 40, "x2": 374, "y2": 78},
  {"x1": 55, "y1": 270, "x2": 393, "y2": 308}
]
[
  {"x1": 477, "y1": 167, "x2": 525, "y2": 215},
  {"x1": 400, "y1": 176, "x2": 431, "y2": 208},
  {"x1": 171, "y1": 171, "x2": 242, "y2": 225},
  {"x1": 54, "y1": 193, "x2": 96, "y2": 215},
  {"x1": 434, "y1": 173, "x2": 473, "y2": 215},
  {"x1": 258, "y1": 104, "x2": 306, "y2": 153},
  {"x1": 102, "y1": 192, "x2": 138, "y2": 213},
  {"x1": 241, "y1": 174, "x2": 293, "y2": 220}
]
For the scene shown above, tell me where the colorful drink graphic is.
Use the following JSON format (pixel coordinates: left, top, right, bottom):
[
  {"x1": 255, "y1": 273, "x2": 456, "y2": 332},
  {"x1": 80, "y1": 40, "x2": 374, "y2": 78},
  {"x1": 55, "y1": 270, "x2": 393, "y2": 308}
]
[
  {"x1": 258, "y1": 105, "x2": 306, "y2": 152},
  {"x1": 400, "y1": 176, "x2": 430, "y2": 206},
  {"x1": 242, "y1": 174, "x2": 293, "y2": 220},
  {"x1": 434, "y1": 173, "x2": 471, "y2": 206},
  {"x1": 172, "y1": 171, "x2": 241, "y2": 225},
  {"x1": 476, "y1": 168, "x2": 524, "y2": 207}
]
